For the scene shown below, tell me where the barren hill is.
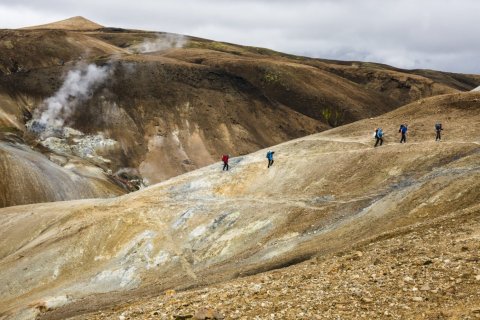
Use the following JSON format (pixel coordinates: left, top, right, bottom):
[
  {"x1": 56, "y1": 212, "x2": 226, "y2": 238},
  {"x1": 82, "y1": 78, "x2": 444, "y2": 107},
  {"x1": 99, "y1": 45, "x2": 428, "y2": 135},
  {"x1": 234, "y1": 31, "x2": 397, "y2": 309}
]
[
  {"x1": 0, "y1": 91, "x2": 478, "y2": 319},
  {"x1": 0, "y1": 18, "x2": 479, "y2": 208},
  {"x1": 0, "y1": 141, "x2": 124, "y2": 206},
  {"x1": 0, "y1": 17, "x2": 480, "y2": 206},
  {"x1": 23, "y1": 16, "x2": 104, "y2": 31}
]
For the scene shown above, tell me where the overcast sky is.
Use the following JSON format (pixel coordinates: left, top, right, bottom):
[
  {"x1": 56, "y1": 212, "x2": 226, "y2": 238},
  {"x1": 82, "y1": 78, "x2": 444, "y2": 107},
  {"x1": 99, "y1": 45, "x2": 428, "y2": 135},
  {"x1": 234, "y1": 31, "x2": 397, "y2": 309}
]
[{"x1": 1, "y1": 0, "x2": 479, "y2": 74}]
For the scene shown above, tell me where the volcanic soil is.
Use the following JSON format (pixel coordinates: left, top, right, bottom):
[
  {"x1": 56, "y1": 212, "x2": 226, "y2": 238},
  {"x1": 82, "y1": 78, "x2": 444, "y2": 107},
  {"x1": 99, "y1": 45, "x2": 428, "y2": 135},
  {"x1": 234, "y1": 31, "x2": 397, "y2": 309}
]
[
  {"x1": 0, "y1": 91, "x2": 478, "y2": 319},
  {"x1": 1, "y1": 17, "x2": 480, "y2": 208}
]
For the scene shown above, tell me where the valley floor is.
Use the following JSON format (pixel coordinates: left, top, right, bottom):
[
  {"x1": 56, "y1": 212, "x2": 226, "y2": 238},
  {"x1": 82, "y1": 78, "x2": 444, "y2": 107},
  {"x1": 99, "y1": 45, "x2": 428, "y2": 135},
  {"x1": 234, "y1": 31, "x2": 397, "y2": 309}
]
[{"x1": 53, "y1": 204, "x2": 480, "y2": 320}]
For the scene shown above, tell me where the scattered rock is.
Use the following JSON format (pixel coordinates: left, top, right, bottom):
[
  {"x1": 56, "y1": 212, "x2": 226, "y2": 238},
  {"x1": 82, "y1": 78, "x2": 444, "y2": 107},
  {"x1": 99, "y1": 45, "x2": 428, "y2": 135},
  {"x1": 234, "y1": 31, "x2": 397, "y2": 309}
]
[
  {"x1": 412, "y1": 297, "x2": 423, "y2": 302},
  {"x1": 419, "y1": 284, "x2": 431, "y2": 291},
  {"x1": 250, "y1": 283, "x2": 262, "y2": 293},
  {"x1": 165, "y1": 289, "x2": 176, "y2": 296},
  {"x1": 352, "y1": 251, "x2": 363, "y2": 260},
  {"x1": 193, "y1": 308, "x2": 225, "y2": 320},
  {"x1": 361, "y1": 297, "x2": 373, "y2": 303}
]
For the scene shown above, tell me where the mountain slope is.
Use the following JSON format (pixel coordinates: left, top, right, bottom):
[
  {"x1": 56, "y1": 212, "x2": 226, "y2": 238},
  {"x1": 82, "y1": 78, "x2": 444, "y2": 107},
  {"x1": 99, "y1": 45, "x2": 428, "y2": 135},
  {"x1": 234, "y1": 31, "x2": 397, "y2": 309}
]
[
  {"x1": 76, "y1": 204, "x2": 480, "y2": 320},
  {"x1": 0, "y1": 91, "x2": 478, "y2": 319},
  {"x1": 0, "y1": 141, "x2": 124, "y2": 207},
  {"x1": 1, "y1": 19, "x2": 479, "y2": 200},
  {"x1": 23, "y1": 16, "x2": 104, "y2": 31}
]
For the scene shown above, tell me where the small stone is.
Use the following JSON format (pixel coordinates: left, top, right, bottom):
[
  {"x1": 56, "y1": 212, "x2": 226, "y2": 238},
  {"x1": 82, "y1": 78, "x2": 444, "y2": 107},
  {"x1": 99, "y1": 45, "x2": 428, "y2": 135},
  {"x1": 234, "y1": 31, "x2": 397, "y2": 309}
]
[
  {"x1": 194, "y1": 308, "x2": 224, "y2": 320},
  {"x1": 165, "y1": 289, "x2": 176, "y2": 296},
  {"x1": 412, "y1": 296, "x2": 423, "y2": 302},
  {"x1": 420, "y1": 284, "x2": 431, "y2": 291},
  {"x1": 250, "y1": 283, "x2": 262, "y2": 293},
  {"x1": 361, "y1": 297, "x2": 373, "y2": 303},
  {"x1": 403, "y1": 276, "x2": 414, "y2": 283},
  {"x1": 475, "y1": 275, "x2": 480, "y2": 281},
  {"x1": 354, "y1": 251, "x2": 363, "y2": 257}
]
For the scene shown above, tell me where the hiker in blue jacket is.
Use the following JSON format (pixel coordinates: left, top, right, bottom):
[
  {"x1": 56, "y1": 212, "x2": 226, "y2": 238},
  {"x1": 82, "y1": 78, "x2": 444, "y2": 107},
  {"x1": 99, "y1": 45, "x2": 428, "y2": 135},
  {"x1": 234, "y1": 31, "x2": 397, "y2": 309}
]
[
  {"x1": 374, "y1": 128, "x2": 384, "y2": 147},
  {"x1": 399, "y1": 124, "x2": 408, "y2": 143},
  {"x1": 266, "y1": 151, "x2": 275, "y2": 168}
]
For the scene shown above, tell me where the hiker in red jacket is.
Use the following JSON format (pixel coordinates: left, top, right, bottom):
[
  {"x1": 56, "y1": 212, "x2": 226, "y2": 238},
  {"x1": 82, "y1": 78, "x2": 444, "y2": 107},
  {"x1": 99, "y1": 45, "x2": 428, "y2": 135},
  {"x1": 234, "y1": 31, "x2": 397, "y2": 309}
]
[{"x1": 222, "y1": 154, "x2": 229, "y2": 171}]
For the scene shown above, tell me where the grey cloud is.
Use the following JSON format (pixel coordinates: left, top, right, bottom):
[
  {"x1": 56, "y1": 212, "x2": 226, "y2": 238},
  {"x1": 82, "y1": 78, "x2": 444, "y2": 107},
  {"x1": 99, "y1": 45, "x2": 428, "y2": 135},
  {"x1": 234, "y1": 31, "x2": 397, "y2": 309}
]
[{"x1": 0, "y1": 0, "x2": 479, "y2": 73}]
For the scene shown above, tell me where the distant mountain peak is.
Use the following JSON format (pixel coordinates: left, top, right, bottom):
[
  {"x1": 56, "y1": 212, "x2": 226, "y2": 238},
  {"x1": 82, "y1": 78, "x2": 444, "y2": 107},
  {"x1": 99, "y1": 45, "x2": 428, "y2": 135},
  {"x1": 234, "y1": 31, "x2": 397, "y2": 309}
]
[{"x1": 23, "y1": 16, "x2": 104, "y2": 30}]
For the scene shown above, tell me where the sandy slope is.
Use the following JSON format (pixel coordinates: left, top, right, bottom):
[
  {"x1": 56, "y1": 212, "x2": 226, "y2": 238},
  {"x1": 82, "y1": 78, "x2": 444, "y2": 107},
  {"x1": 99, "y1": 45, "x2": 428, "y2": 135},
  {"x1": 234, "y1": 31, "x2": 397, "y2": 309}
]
[
  {"x1": 1, "y1": 18, "x2": 479, "y2": 201},
  {"x1": 0, "y1": 142, "x2": 124, "y2": 207},
  {"x1": 0, "y1": 92, "x2": 478, "y2": 319},
  {"x1": 74, "y1": 202, "x2": 480, "y2": 319},
  {"x1": 22, "y1": 17, "x2": 104, "y2": 31}
]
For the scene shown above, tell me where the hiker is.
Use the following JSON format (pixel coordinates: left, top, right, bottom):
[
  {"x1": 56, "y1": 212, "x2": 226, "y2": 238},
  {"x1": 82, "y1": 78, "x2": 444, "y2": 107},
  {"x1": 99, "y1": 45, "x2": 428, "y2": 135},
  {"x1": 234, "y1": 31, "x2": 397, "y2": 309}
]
[
  {"x1": 221, "y1": 154, "x2": 229, "y2": 171},
  {"x1": 266, "y1": 151, "x2": 275, "y2": 168},
  {"x1": 435, "y1": 122, "x2": 443, "y2": 141},
  {"x1": 374, "y1": 128, "x2": 384, "y2": 147},
  {"x1": 399, "y1": 124, "x2": 408, "y2": 143}
]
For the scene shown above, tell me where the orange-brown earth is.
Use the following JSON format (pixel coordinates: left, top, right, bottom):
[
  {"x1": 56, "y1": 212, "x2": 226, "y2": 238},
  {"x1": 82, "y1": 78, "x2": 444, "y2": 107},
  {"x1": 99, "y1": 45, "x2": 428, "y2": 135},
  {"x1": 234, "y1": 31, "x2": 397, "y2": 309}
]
[
  {"x1": 1, "y1": 17, "x2": 479, "y2": 207},
  {"x1": 0, "y1": 91, "x2": 478, "y2": 319}
]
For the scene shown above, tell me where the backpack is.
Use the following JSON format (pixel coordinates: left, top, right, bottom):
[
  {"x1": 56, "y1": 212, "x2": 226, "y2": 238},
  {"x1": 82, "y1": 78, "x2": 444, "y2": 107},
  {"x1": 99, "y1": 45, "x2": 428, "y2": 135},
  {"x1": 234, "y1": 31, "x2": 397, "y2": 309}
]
[
  {"x1": 435, "y1": 123, "x2": 442, "y2": 130},
  {"x1": 401, "y1": 125, "x2": 407, "y2": 134},
  {"x1": 222, "y1": 155, "x2": 228, "y2": 162},
  {"x1": 377, "y1": 129, "x2": 383, "y2": 138}
]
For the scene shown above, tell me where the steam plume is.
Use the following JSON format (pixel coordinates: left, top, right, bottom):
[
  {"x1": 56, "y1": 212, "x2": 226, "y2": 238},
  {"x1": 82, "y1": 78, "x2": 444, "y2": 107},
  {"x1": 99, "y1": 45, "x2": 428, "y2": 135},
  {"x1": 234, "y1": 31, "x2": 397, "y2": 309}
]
[
  {"x1": 133, "y1": 34, "x2": 186, "y2": 53},
  {"x1": 35, "y1": 63, "x2": 113, "y2": 128}
]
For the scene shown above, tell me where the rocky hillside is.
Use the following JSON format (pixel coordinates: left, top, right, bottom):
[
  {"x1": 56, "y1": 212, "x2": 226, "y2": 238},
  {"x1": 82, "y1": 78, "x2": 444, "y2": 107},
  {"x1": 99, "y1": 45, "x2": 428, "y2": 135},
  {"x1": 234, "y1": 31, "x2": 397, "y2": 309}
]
[
  {"x1": 0, "y1": 91, "x2": 478, "y2": 319},
  {"x1": 74, "y1": 203, "x2": 480, "y2": 320},
  {"x1": 0, "y1": 17, "x2": 479, "y2": 208}
]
